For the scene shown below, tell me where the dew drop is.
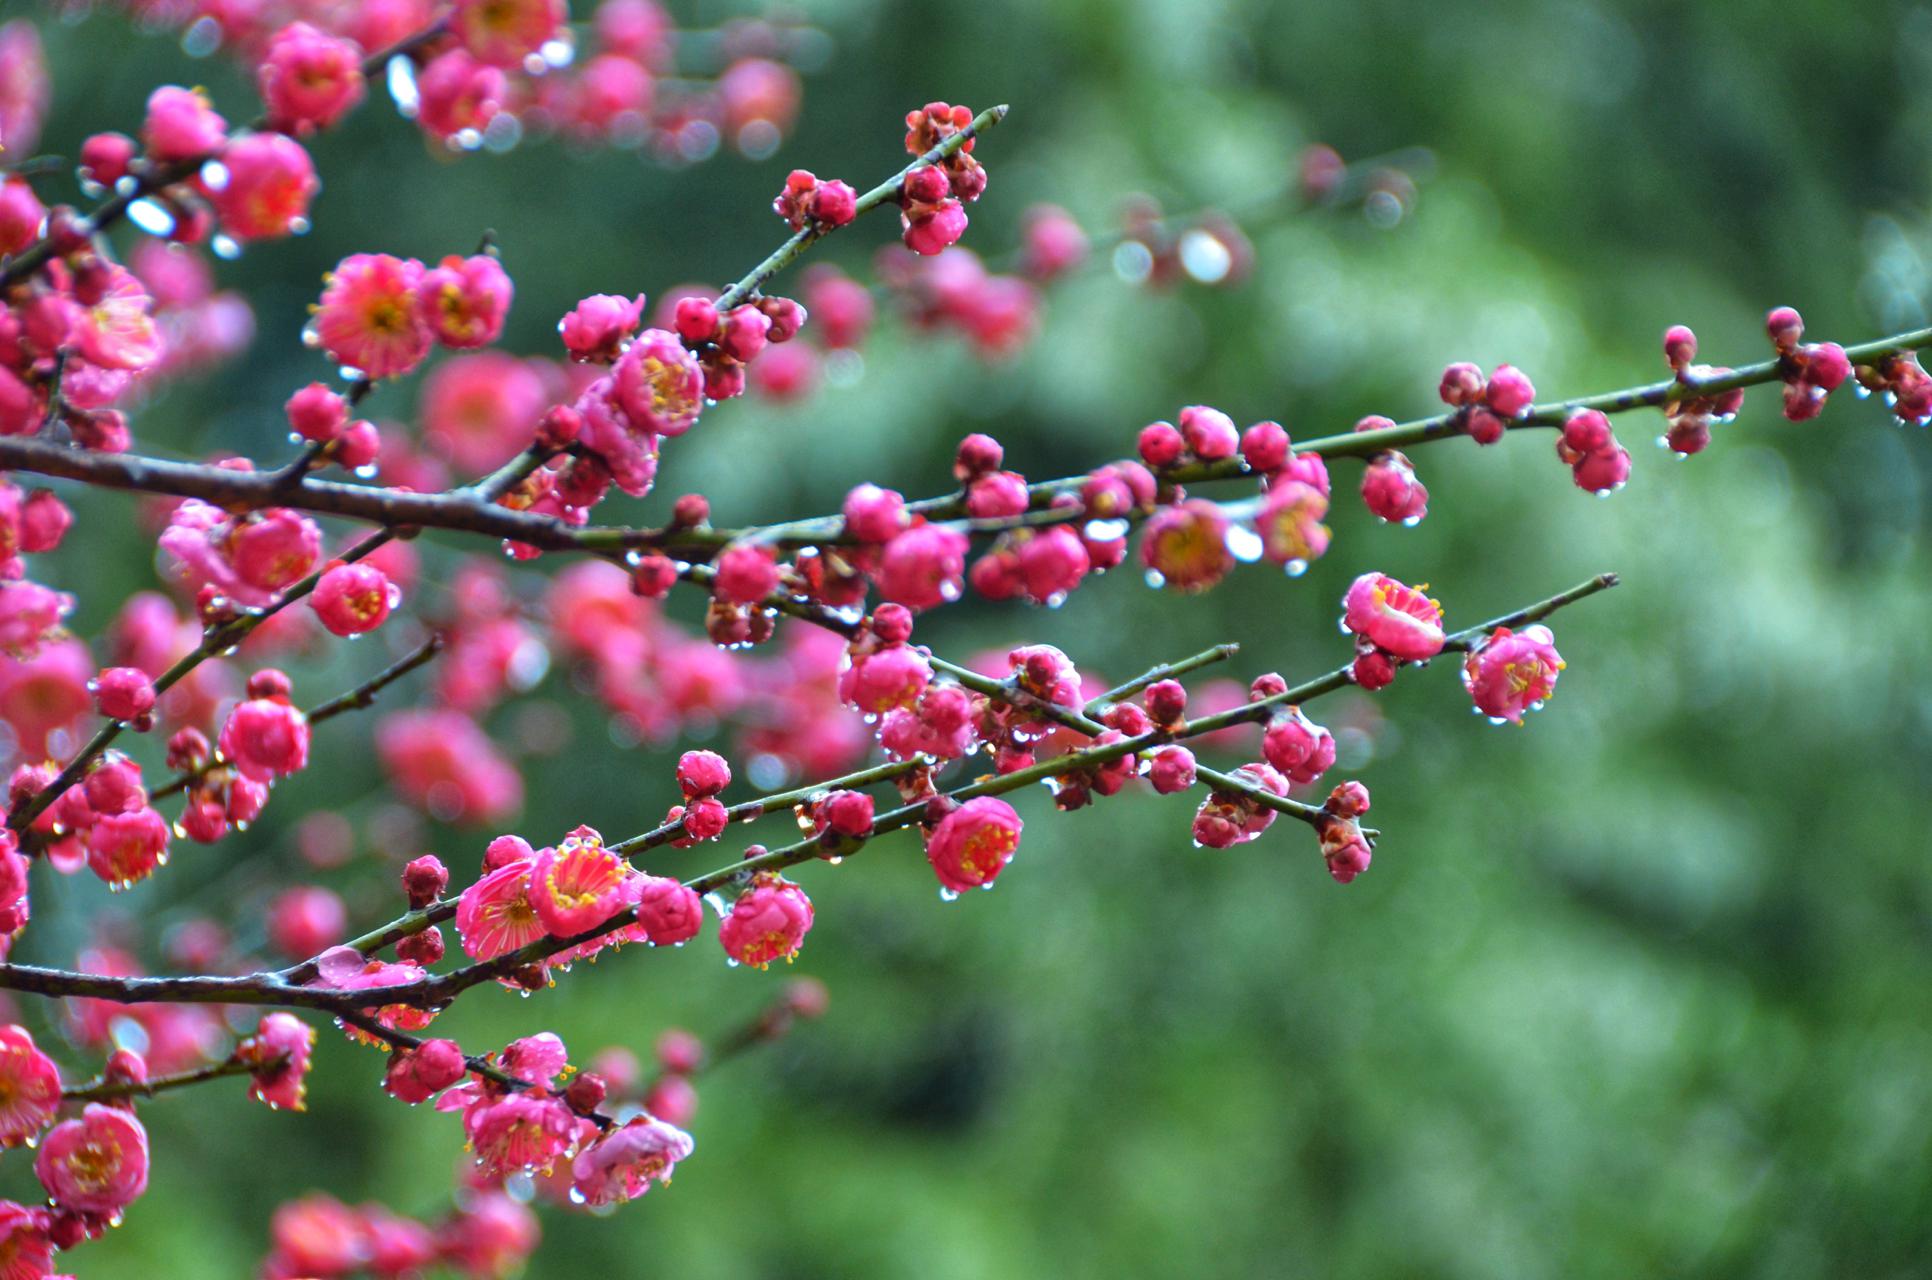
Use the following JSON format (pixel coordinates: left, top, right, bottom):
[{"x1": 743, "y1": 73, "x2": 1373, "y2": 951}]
[
  {"x1": 475, "y1": 114, "x2": 522, "y2": 156},
  {"x1": 127, "y1": 198, "x2": 177, "y2": 237},
  {"x1": 1178, "y1": 228, "x2": 1233, "y2": 284},
  {"x1": 1112, "y1": 240, "x2": 1155, "y2": 285},
  {"x1": 180, "y1": 15, "x2": 221, "y2": 57},
  {"x1": 938, "y1": 887, "x2": 959, "y2": 902},
  {"x1": 1143, "y1": 569, "x2": 1166, "y2": 590},
  {"x1": 1085, "y1": 517, "x2": 1129, "y2": 540},
  {"x1": 387, "y1": 56, "x2": 421, "y2": 116},
  {"x1": 211, "y1": 234, "x2": 241, "y2": 260},
  {"x1": 1224, "y1": 524, "x2": 1264, "y2": 563},
  {"x1": 1283, "y1": 558, "x2": 1309, "y2": 578}
]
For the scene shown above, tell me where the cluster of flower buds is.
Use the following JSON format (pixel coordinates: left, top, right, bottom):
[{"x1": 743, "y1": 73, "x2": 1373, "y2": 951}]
[
  {"x1": 0, "y1": 231, "x2": 163, "y2": 448},
  {"x1": 12, "y1": 748, "x2": 171, "y2": 888},
  {"x1": 1437, "y1": 361, "x2": 1536, "y2": 445},
  {"x1": 672, "y1": 288, "x2": 809, "y2": 406},
  {"x1": 1315, "y1": 781, "x2": 1374, "y2": 883},
  {"x1": 898, "y1": 102, "x2": 988, "y2": 255},
  {"x1": 0, "y1": 479, "x2": 72, "y2": 659},
  {"x1": 1354, "y1": 416, "x2": 1429, "y2": 525},
  {"x1": 1190, "y1": 761, "x2": 1291, "y2": 848},
  {"x1": 773, "y1": 168, "x2": 859, "y2": 231},
  {"x1": 1763, "y1": 306, "x2": 1852, "y2": 422},
  {"x1": 738, "y1": 150, "x2": 1420, "y2": 400},
  {"x1": 395, "y1": 1027, "x2": 697, "y2": 1217},
  {"x1": 1556, "y1": 409, "x2": 1632, "y2": 493},
  {"x1": 1657, "y1": 324, "x2": 1746, "y2": 455},
  {"x1": 958, "y1": 435, "x2": 1111, "y2": 604}
]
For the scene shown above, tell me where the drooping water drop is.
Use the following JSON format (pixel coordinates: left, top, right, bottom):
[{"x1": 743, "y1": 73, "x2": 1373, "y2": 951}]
[
  {"x1": 127, "y1": 198, "x2": 177, "y2": 237},
  {"x1": 1178, "y1": 228, "x2": 1232, "y2": 284},
  {"x1": 1224, "y1": 524, "x2": 1264, "y2": 563},
  {"x1": 387, "y1": 55, "x2": 421, "y2": 116}
]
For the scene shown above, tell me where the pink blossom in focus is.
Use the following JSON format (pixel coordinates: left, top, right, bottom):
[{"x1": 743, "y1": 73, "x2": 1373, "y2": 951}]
[
  {"x1": 0, "y1": 1026, "x2": 60, "y2": 1148},
  {"x1": 1462, "y1": 624, "x2": 1564, "y2": 723},
  {"x1": 418, "y1": 254, "x2": 513, "y2": 349},
  {"x1": 1342, "y1": 572, "x2": 1446, "y2": 662},
  {"x1": 571, "y1": 1115, "x2": 694, "y2": 1206},
  {"x1": 34, "y1": 1104, "x2": 148, "y2": 1217},
  {"x1": 312, "y1": 254, "x2": 430, "y2": 380},
  {"x1": 529, "y1": 826, "x2": 628, "y2": 937},
  {"x1": 924, "y1": 796, "x2": 1023, "y2": 894},
  {"x1": 718, "y1": 872, "x2": 812, "y2": 967}
]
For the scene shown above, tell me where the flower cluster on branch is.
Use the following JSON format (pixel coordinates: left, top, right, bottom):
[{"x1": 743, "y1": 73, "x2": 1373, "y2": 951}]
[{"x1": 0, "y1": 0, "x2": 1913, "y2": 1272}]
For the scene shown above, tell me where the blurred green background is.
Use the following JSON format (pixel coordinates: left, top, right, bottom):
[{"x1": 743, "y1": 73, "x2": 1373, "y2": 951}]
[{"x1": 13, "y1": 0, "x2": 1932, "y2": 1275}]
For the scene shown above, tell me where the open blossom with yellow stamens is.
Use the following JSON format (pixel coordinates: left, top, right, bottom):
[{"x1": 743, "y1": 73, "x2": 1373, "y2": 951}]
[
  {"x1": 34, "y1": 1103, "x2": 149, "y2": 1218},
  {"x1": 0, "y1": 1025, "x2": 60, "y2": 1148},
  {"x1": 1462, "y1": 624, "x2": 1564, "y2": 724},
  {"x1": 718, "y1": 872, "x2": 813, "y2": 968},
  {"x1": 924, "y1": 796, "x2": 1023, "y2": 894},
  {"x1": 419, "y1": 253, "x2": 512, "y2": 349},
  {"x1": 1141, "y1": 499, "x2": 1235, "y2": 592},
  {"x1": 75, "y1": 265, "x2": 162, "y2": 372},
  {"x1": 455, "y1": 856, "x2": 547, "y2": 961},
  {"x1": 312, "y1": 253, "x2": 431, "y2": 380},
  {"x1": 1342, "y1": 571, "x2": 1445, "y2": 663},
  {"x1": 571, "y1": 1116, "x2": 694, "y2": 1206},
  {"x1": 611, "y1": 328, "x2": 704, "y2": 439},
  {"x1": 310, "y1": 560, "x2": 397, "y2": 637},
  {"x1": 1257, "y1": 479, "x2": 1332, "y2": 568},
  {"x1": 529, "y1": 825, "x2": 628, "y2": 938}
]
